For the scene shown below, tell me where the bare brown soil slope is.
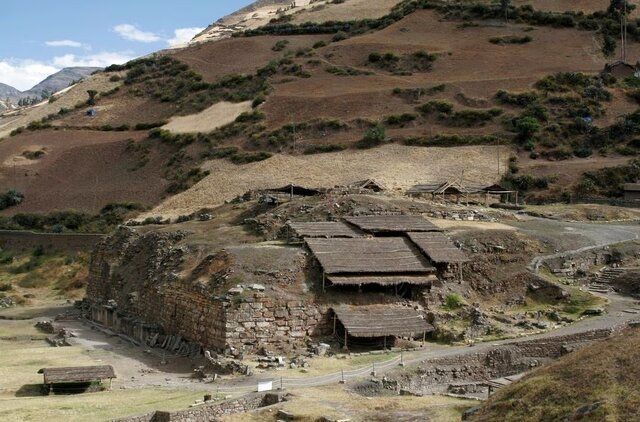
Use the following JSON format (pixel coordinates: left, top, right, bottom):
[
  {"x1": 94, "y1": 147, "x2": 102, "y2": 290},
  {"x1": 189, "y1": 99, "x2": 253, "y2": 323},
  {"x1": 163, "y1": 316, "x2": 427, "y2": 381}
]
[
  {"x1": 0, "y1": 129, "x2": 168, "y2": 214},
  {"x1": 470, "y1": 327, "x2": 640, "y2": 422}
]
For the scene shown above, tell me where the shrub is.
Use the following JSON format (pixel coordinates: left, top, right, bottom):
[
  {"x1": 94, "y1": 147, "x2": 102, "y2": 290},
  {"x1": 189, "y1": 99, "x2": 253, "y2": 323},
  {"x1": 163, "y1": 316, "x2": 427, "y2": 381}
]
[
  {"x1": 303, "y1": 144, "x2": 346, "y2": 154},
  {"x1": 272, "y1": 40, "x2": 290, "y2": 51},
  {"x1": 417, "y1": 100, "x2": 454, "y2": 114},
  {"x1": 489, "y1": 35, "x2": 532, "y2": 44},
  {"x1": 0, "y1": 190, "x2": 24, "y2": 211},
  {"x1": 312, "y1": 41, "x2": 327, "y2": 49},
  {"x1": 384, "y1": 113, "x2": 417, "y2": 126},
  {"x1": 495, "y1": 90, "x2": 538, "y2": 106},
  {"x1": 356, "y1": 123, "x2": 386, "y2": 148},
  {"x1": 444, "y1": 293, "x2": 465, "y2": 310},
  {"x1": 514, "y1": 116, "x2": 541, "y2": 139},
  {"x1": 0, "y1": 283, "x2": 12, "y2": 291}
]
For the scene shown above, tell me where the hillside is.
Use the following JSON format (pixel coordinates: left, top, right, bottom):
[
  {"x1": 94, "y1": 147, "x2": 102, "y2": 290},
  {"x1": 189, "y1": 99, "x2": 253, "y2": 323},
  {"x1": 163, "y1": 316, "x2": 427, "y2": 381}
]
[
  {"x1": 0, "y1": 0, "x2": 639, "y2": 216},
  {"x1": 469, "y1": 327, "x2": 640, "y2": 421},
  {"x1": 25, "y1": 66, "x2": 100, "y2": 98},
  {"x1": 0, "y1": 83, "x2": 22, "y2": 101}
]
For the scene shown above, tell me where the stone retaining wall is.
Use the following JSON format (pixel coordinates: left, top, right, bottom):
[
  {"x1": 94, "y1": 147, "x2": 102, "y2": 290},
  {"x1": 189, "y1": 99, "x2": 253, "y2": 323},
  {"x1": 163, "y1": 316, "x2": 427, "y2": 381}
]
[
  {"x1": 395, "y1": 329, "x2": 612, "y2": 394},
  {"x1": 0, "y1": 230, "x2": 103, "y2": 253},
  {"x1": 113, "y1": 392, "x2": 283, "y2": 422}
]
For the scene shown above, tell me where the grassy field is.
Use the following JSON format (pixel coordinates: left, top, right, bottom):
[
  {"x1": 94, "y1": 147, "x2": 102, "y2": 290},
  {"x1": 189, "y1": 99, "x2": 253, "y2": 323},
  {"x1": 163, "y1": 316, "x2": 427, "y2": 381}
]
[{"x1": 0, "y1": 318, "x2": 204, "y2": 422}]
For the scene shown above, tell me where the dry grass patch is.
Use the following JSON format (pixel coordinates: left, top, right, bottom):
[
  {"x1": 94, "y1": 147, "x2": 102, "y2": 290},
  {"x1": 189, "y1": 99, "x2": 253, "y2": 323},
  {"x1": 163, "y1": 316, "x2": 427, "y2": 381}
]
[
  {"x1": 162, "y1": 101, "x2": 253, "y2": 134},
  {"x1": 144, "y1": 144, "x2": 512, "y2": 218}
]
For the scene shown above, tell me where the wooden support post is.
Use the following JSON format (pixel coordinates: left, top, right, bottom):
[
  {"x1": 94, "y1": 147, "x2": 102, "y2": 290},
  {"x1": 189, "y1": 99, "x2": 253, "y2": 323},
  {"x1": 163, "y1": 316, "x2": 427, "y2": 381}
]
[
  {"x1": 383, "y1": 336, "x2": 387, "y2": 350},
  {"x1": 344, "y1": 330, "x2": 348, "y2": 350},
  {"x1": 109, "y1": 378, "x2": 112, "y2": 390},
  {"x1": 515, "y1": 191, "x2": 519, "y2": 205},
  {"x1": 322, "y1": 273, "x2": 326, "y2": 293},
  {"x1": 333, "y1": 314, "x2": 337, "y2": 335},
  {"x1": 422, "y1": 331, "x2": 426, "y2": 347}
]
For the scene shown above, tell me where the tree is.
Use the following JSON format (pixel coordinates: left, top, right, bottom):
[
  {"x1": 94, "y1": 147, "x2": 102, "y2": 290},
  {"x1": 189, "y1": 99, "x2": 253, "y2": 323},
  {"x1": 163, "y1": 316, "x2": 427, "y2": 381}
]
[
  {"x1": 86, "y1": 90, "x2": 98, "y2": 106},
  {"x1": 500, "y1": 0, "x2": 511, "y2": 22},
  {"x1": 515, "y1": 116, "x2": 541, "y2": 140}
]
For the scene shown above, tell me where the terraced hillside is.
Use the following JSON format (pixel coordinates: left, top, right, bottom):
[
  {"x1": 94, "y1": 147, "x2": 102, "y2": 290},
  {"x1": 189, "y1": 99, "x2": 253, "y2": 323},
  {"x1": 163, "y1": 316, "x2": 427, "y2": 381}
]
[{"x1": 0, "y1": 0, "x2": 639, "y2": 217}]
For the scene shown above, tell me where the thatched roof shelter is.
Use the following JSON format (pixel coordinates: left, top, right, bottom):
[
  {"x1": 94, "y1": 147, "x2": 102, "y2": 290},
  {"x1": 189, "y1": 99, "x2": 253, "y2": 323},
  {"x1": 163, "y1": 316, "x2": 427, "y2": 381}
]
[
  {"x1": 305, "y1": 237, "x2": 435, "y2": 275},
  {"x1": 407, "y1": 232, "x2": 469, "y2": 264},
  {"x1": 343, "y1": 215, "x2": 441, "y2": 234},
  {"x1": 287, "y1": 221, "x2": 363, "y2": 239},
  {"x1": 349, "y1": 179, "x2": 386, "y2": 192},
  {"x1": 327, "y1": 274, "x2": 437, "y2": 286},
  {"x1": 270, "y1": 184, "x2": 322, "y2": 196},
  {"x1": 331, "y1": 305, "x2": 434, "y2": 338},
  {"x1": 39, "y1": 365, "x2": 116, "y2": 385}
]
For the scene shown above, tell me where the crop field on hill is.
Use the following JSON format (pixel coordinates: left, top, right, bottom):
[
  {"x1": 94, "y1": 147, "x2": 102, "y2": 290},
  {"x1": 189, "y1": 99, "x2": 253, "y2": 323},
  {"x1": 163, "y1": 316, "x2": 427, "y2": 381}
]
[{"x1": 144, "y1": 143, "x2": 511, "y2": 218}]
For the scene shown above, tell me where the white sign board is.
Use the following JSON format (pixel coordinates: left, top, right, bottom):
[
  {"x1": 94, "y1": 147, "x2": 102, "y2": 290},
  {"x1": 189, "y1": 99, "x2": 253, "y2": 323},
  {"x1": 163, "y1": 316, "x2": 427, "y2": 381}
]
[{"x1": 257, "y1": 381, "x2": 273, "y2": 392}]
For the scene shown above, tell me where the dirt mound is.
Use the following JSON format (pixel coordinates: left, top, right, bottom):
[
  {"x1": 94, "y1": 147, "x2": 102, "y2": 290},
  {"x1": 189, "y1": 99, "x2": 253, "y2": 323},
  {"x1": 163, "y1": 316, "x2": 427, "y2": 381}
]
[
  {"x1": 468, "y1": 327, "x2": 640, "y2": 421},
  {"x1": 611, "y1": 271, "x2": 640, "y2": 297},
  {"x1": 0, "y1": 129, "x2": 168, "y2": 214},
  {"x1": 143, "y1": 144, "x2": 510, "y2": 218}
]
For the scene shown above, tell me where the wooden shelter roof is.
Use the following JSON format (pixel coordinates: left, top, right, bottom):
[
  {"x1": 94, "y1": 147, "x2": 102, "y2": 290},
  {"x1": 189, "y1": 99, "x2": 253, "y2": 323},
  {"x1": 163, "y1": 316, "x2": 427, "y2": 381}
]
[
  {"x1": 287, "y1": 221, "x2": 363, "y2": 239},
  {"x1": 270, "y1": 184, "x2": 322, "y2": 196},
  {"x1": 38, "y1": 365, "x2": 115, "y2": 384},
  {"x1": 343, "y1": 215, "x2": 441, "y2": 234},
  {"x1": 305, "y1": 237, "x2": 435, "y2": 274},
  {"x1": 624, "y1": 183, "x2": 640, "y2": 192},
  {"x1": 407, "y1": 181, "x2": 482, "y2": 195},
  {"x1": 332, "y1": 305, "x2": 434, "y2": 338},
  {"x1": 407, "y1": 232, "x2": 470, "y2": 264},
  {"x1": 350, "y1": 179, "x2": 386, "y2": 192},
  {"x1": 327, "y1": 274, "x2": 437, "y2": 286}
]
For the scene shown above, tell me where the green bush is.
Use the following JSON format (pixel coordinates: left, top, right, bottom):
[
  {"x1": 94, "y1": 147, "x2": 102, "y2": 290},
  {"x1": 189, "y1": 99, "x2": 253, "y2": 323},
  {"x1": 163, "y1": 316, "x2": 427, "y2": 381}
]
[
  {"x1": 356, "y1": 123, "x2": 386, "y2": 148},
  {"x1": 384, "y1": 113, "x2": 417, "y2": 126},
  {"x1": 489, "y1": 35, "x2": 532, "y2": 45},
  {"x1": 303, "y1": 144, "x2": 346, "y2": 154},
  {"x1": 0, "y1": 190, "x2": 24, "y2": 211},
  {"x1": 444, "y1": 293, "x2": 465, "y2": 310},
  {"x1": 417, "y1": 100, "x2": 454, "y2": 114}
]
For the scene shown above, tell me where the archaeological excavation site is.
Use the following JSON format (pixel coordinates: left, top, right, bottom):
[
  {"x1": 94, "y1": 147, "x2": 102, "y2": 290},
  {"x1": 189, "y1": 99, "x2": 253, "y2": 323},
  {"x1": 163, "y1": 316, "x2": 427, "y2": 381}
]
[{"x1": 3, "y1": 0, "x2": 640, "y2": 420}]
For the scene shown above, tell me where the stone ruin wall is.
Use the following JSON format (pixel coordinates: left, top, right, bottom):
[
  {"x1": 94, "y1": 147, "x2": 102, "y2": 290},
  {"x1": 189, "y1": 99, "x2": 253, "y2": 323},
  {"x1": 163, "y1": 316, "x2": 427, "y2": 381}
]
[
  {"x1": 85, "y1": 227, "x2": 328, "y2": 355},
  {"x1": 393, "y1": 329, "x2": 613, "y2": 394}
]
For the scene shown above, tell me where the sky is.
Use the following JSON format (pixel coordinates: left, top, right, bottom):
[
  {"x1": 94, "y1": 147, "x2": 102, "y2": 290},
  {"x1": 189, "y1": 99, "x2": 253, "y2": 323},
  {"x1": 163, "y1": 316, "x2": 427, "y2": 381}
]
[{"x1": 0, "y1": 0, "x2": 254, "y2": 91}]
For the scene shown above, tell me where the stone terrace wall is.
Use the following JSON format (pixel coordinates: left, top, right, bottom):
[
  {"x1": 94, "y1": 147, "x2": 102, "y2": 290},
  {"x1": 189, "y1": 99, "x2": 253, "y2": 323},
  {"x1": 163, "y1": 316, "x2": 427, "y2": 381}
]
[
  {"x1": 395, "y1": 329, "x2": 612, "y2": 393},
  {"x1": 0, "y1": 230, "x2": 103, "y2": 253},
  {"x1": 114, "y1": 393, "x2": 283, "y2": 422}
]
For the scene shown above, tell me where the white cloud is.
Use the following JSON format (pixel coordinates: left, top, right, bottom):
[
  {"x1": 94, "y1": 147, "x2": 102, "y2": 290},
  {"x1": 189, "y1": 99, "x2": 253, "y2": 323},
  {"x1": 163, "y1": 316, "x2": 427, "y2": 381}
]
[
  {"x1": 45, "y1": 40, "x2": 86, "y2": 48},
  {"x1": 0, "y1": 60, "x2": 58, "y2": 91},
  {"x1": 0, "y1": 51, "x2": 135, "y2": 91},
  {"x1": 114, "y1": 24, "x2": 161, "y2": 43},
  {"x1": 52, "y1": 51, "x2": 135, "y2": 68},
  {"x1": 167, "y1": 27, "x2": 204, "y2": 47}
]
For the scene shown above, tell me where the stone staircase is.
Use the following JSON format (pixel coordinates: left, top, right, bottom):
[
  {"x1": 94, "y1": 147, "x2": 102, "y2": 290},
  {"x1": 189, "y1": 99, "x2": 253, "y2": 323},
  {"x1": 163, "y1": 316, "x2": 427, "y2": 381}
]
[{"x1": 588, "y1": 267, "x2": 626, "y2": 294}]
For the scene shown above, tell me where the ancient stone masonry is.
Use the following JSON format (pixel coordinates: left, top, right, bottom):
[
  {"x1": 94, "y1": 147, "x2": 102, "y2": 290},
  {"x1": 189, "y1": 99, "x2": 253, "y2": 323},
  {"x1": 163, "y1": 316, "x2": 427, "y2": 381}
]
[
  {"x1": 114, "y1": 392, "x2": 285, "y2": 422},
  {"x1": 391, "y1": 329, "x2": 613, "y2": 394},
  {"x1": 85, "y1": 227, "x2": 328, "y2": 355}
]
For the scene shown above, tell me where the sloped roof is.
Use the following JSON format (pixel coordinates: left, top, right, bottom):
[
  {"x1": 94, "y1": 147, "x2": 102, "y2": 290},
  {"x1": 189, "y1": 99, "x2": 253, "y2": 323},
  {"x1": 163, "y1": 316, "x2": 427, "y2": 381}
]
[
  {"x1": 305, "y1": 237, "x2": 435, "y2": 274},
  {"x1": 407, "y1": 232, "x2": 469, "y2": 264},
  {"x1": 287, "y1": 221, "x2": 363, "y2": 239},
  {"x1": 624, "y1": 183, "x2": 640, "y2": 192},
  {"x1": 407, "y1": 181, "x2": 483, "y2": 195},
  {"x1": 332, "y1": 305, "x2": 434, "y2": 337},
  {"x1": 39, "y1": 365, "x2": 116, "y2": 384},
  {"x1": 344, "y1": 215, "x2": 441, "y2": 234},
  {"x1": 327, "y1": 274, "x2": 437, "y2": 286}
]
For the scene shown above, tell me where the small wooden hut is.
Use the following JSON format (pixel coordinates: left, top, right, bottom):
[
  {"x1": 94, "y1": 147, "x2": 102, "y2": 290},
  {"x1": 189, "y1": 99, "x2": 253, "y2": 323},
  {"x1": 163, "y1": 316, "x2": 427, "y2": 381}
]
[
  {"x1": 343, "y1": 215, "x2": 442, "y2": 235},
  {"x1": 407, "y1": 232, "x2": 469, "y2": 282},
  {"x1": 39, "y1": 365, "x2": 116, "y2": 394}
]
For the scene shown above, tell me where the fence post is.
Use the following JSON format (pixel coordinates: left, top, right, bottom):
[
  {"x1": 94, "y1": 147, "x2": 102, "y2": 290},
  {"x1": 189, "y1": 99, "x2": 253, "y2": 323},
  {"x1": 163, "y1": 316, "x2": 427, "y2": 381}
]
[
  {"x1": 371, "y1": 362, "x2": 376, "y2": 377},
  {"x1": 400, "y1": 352, "x2": 405, "y2": 367}
]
